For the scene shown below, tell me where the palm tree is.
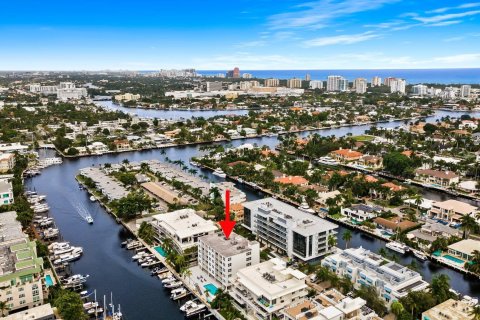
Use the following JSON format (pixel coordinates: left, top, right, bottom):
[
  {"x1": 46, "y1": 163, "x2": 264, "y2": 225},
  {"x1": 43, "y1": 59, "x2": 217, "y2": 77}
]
[
  {"x1": 0, "y1": 301, "x2": 8, "y2": 317},
  {"x1": 342, "y1": 230, "x2": 352, "y2": 249},
  {"x1": 328, "y1": 235, "x2": 337, "y2": 248},
  {"x1": 460, "y1": 215, "x2": 478, "y2": 239},
  {"x1": 470, "y1": 304, "x2": 480, "y2": 320},
  {"x1": 391, "y1": 300, "x2": 404, "y2": 319}
]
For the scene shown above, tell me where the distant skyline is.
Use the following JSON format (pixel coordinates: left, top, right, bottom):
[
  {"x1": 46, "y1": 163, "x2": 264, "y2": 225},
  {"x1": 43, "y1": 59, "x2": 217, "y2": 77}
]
[{"x1": 1, "y1": 0, "x2": 480, "y2": 70}]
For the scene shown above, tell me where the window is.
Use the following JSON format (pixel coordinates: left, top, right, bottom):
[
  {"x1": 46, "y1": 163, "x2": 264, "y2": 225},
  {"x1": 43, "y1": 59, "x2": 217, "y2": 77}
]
[
  {"x1": 292, "y1": 232, "x2": 307, "y2": 257},
  {"x1": 246, "y1": 257, "x2": 251, "y2": 261},
  {"x1": 19, "y1": 294, "x2": 25, "y2": 298}
]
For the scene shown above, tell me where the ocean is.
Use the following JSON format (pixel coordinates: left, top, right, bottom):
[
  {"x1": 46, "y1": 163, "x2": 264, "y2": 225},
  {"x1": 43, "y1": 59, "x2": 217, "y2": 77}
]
[{"x1": 198, "y1": 69, "x2": 480, "y2": 85}]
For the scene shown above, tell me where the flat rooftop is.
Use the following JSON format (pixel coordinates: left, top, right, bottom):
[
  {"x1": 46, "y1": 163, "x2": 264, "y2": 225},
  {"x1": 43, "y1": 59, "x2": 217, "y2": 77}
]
[
  {"x1": 152, "y1": 208, "x2": 217, "y2": 239},
  {"x1": 236, "y1": 258, "x2": 307, "y2": 299},
  {"x1": 199, "y1": 232, "x2": 258, "y2": 257},
  {"x1": 244, "y1": 197, "x2": 338, "y2": 235}
]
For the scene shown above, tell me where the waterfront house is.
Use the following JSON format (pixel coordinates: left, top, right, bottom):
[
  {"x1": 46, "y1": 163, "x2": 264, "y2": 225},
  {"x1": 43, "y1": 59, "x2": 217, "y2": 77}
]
[
  {"x1": 229, "y1": 258, "x2": 308, "y2": 320},
  {"x1": 414, "y1": 169, "x2": 459, "y2": 187},
  {"x1": 197, "y1": 232, "x2": 259, "y2": 289},
  {"x1": 316, "y1": 190, "x2": 341, "y2": 207},
  {"x1": 429, "y1": 199, "x2": 478, "y2": 223},
  {"x1": 321, "y1": 247, "x2": 429, "y2": 307},
  {"x1": 341, "y1": 204, "x2": 382, "y2": 222},
  {"x1": 87, "y1": 141, "x2": 109, "y2": 155},
  {"x1": 373, "y1": 216, "x2": 418, "y2": 233},
  {"x1": 358, "y1": 155, "x2": 383, "y2": 169},
  {"x1": 274, "y1": 175, "x2": 308, "y2": 186},
  {"x1": 408, "y1": 220, "x2": 462, "y2": 249},
  {"x1": 113, "y1": 139, "x2": 131, "y2": 152},
  {"x1": 447, "y1": 239, "x2": 480, "y2": 262},
  {"x1": 330, "y1": 149, "x2": 363, "y2": 162}
]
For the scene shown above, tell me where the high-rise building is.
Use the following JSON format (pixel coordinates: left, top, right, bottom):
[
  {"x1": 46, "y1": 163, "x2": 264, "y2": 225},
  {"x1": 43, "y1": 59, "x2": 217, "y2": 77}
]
[
  {"x1": 390, "y1": 79, "x2": 406, "y2": 94},
  {"x1": 309, "y1": 80, "x2": 323, "y2": 90},
  {"x1": 243, "y1": 197, "x2": 338, "y2": 261},
  {"x1": 412, "y1": 84, "x2": 428, "y2": 96},
  {"x1": 460, "y1": 85, "x2": 471, "y2": 98},
  {"x1": 205, "y1": 81, "x2": 223, "y2": 92},
  {"x1": 327, "y1": 75, "x2": 348, "y2": 92},
  {"x1": 287, "y1": 78, "x2": 302, "y2": 88},
  {"x1": 371, "y1": 76, "x2": 382, "y2": 87},
  {"x1": 354, "y1": 78, "x2": 367, "y2": 94},
  {"x1": 305, "y1": 73, "x2": 311, "y2": 81},
  {"x1": 242, "y1": 73, "x2": 252, "y2": 79},
  {"x1": 197, "y1": 232, "x2": 260, "y2": 289},
  {"x1": 383, "y1": 77, "x2": 397, "y2": 87},
  {"x1": 264, "y1": 78, "x2": 279, "y2": 87},
  {"x1": 232, "y1": 67, "x2": 240, "y2": 78}
]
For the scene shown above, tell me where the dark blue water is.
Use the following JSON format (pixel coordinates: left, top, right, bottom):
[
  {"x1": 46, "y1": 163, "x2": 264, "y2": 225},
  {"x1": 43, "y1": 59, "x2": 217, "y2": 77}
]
[
  {"x1": 198, "y1": 69, "x2": 480, "y2": 85},
  {"x1": 27, "y1": 110, "x2": 480, "y2": 319}
]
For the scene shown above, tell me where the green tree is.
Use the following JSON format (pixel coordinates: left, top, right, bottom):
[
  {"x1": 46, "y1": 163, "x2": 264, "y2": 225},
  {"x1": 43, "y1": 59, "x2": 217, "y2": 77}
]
[
  {"x1": 391, "y1": 300, "x2": 405, "y2": 320},
  {"x1": 328, "y1": 234, "x2": 337, "y2": 248},
  {"x1": 0, "y1": 301, "x2": 9, "y2": 317},
  {"x1": 342, "y1": 230, "x2": 352, "y2": 249},
  {"x1": 470, "y1": 305, "x2": 480, "y2": 320},
  {"x1": 54, "y1": 291, "x2": 87, "y2": 320},
  {"x1": 383, "y1": 152, "x2": 414, "y2": 177},
  {"x1": 138, "y1": 221, "x2": 155, "y2": 245}
]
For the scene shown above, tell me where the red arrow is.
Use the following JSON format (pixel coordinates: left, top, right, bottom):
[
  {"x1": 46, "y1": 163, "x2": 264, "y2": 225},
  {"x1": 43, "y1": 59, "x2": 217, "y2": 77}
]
[{"x1": 219, "y1": 189, "x2": 236, "y2": 239}]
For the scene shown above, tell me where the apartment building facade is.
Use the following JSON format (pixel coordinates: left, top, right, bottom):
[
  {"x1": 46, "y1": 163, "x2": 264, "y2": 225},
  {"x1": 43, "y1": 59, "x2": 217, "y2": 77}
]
[{"x1": 243, "y1": 198, "x2": 338, "y2": 262}]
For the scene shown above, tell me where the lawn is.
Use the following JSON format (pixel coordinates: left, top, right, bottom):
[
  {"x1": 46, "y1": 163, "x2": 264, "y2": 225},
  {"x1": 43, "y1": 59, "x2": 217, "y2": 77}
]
[{"x1": 352, "y1": 135, "x2": 374, "y2": 142}]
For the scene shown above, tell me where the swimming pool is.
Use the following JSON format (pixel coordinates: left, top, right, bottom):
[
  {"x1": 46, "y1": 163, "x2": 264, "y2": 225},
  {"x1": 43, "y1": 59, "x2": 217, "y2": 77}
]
[
  {"x1": 443, "y1": 255, "x2": 464, "y2": 264},
  {"x1": 45, "y1": 275, "x2": 54, "y2": 287},
  {"x1": 154, "y1": 246, "x2": 166, "y2": 257},
  {"x1": 204, "y1": 283, "x2": 218, "y2": 295}
]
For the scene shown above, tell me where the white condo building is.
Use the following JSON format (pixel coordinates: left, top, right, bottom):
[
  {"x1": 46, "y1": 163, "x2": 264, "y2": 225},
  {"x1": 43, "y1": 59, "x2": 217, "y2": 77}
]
[
  {"x1": 151, "y1": 208, "x2": 217, "y2": 253},
  {"x1": 243, "y1": 198, "x2": 338, "y2": 261},
  {"x1": 371, "y1": 76, "x2": 382, "y2": 87},
  {"x1": 264, "y1": 79, "x2": 279, "y2": 87},
  {"x1": 354, "y1": 78, "x2": 367, "y2": 94},
  {"x1": 390, "y1": 79, "x2": 406, "y2": 94},
  {"x1": 412, "y1": 84, "x2": 428, "y2": 96},
  {"x1": 197, "y1": 232, "x2": 260, "y2": 289},
  {"x1": 321, "y1": 247, "x2": 429, "y2": 306},
  {"x1": 327, "y1": 76, "x2": 348, "y2": 92},
  {"x1": 309, "y1": 80, "x2": 323, "y2": 90},
  {"x1": 230, "y1": 258, "x2": 308, "y2": 320},
  {"x1": 460, "y1": 85, "x2": 471, "y2": 98},
  {"x1": 287, "y1": 78, "x2": 302, "y2": 88}
]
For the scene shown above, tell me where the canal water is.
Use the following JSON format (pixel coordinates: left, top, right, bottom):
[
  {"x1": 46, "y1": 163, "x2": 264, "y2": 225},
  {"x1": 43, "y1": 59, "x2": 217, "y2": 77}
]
[{"x1": 28, "y1": 109, "x2": 480, "y2": 319}]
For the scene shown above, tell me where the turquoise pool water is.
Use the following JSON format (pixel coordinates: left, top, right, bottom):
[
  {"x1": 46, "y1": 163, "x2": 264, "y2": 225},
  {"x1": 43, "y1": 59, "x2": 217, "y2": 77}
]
[
  {"x1": 204, "y1": 283, "x2": 218, "y2": 295},
  {"x1": 443, "y1": 255, "x2": 464, "y2": 264},
  {"x1": 45, "y1": 275, "x2": 54, "y2": 287},
  {"x1": 154, "y1": 246, "x2": 166, "y2": 257}
]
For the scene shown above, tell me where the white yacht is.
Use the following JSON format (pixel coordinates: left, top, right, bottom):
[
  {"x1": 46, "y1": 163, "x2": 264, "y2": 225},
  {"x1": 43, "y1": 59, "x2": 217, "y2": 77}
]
[
  {"x1": 86, "y1": 215, "x2": 94, "y2": 224},
  {"x1": 64, "y1": 274, "x2": 89, "y2": 285},
  {"x1": 212, "y1": 168, "x2": 226, "y2": 178},
  {"x1": 170, "y1": 287, "x2": 187, "y2": 299},
  {"x1": 386, "y1": 241, "x2": 409, "y2": 254},
  {"x1": 90, "y1": 196, "x2": 96, "y2": 202},
  {"x1": 298, "y1": 197, "x2": 315, "y2": 213},
  {"x1": 316, "y1": 156, "x2": 339, "y2": 166},
  {"x1": 413, "y1": 250, "x2": 428, "y2": 261}
]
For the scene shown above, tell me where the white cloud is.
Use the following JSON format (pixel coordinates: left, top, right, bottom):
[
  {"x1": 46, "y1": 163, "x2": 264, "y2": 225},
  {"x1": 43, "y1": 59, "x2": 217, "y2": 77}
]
[
  {"x1": 413, "y1": 10, "x2": 480, "y2": 23},
  {"x1": 268, "y1": 0, "x2": 399, "y2": 29},
  {"x1": 434, "y1": 53, "x2": 480, "y2": 64},
  {"x1": 427, "y1": 2, "x2": 480, "y2": 14},
  {"x1": 428, "y1": 20, "x2": 463, "y2": 26},
  {"x1": 234, "y1": 40, "x2": 266, "y2": 48},
  {"x1": 303, "y1": 32, "x2": 379, "y2": 47}
]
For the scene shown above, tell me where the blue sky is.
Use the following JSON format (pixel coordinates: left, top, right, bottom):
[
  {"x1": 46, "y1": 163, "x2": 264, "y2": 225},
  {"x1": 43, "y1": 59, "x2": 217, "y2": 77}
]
[{"x1": 1, "y1": 0, "x2": 480, "y2": 70}]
